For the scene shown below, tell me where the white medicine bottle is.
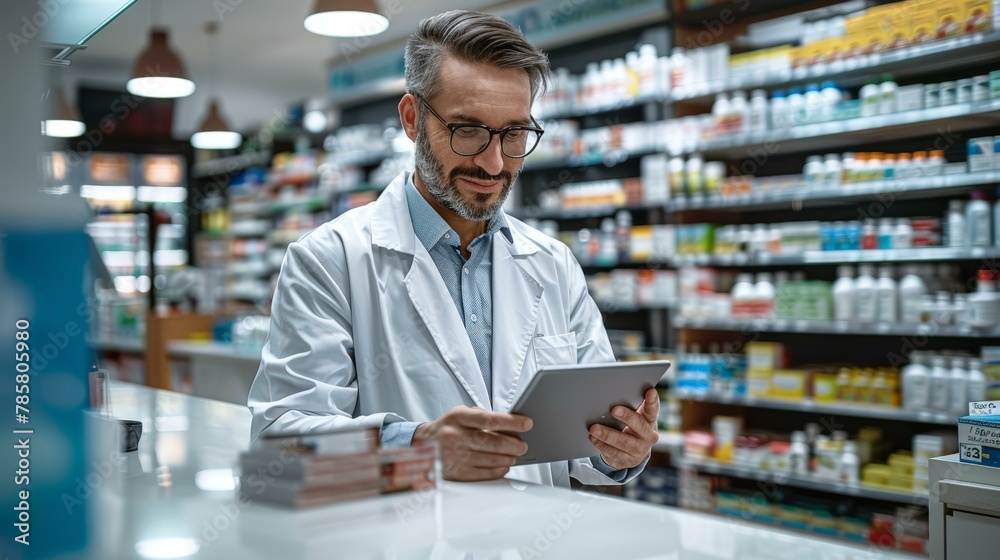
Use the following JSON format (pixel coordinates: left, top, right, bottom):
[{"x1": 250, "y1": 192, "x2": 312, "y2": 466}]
[
  {"x1": 853, "y1": 264, "x2": 878, "y2": 323},
  {"x1": 833, "y1": 265, "x2": 856, "y2": 321},
  {"x1": 950, "y1": 357, "x2": 970, "y2": 415},
  {"x1": 876, "y1": 265, "x2": 898, "y2": 323},
  {"x1": 929, "y1": 355, "x2": 951, "y2": 412},
  {"x1": 898, "y1": 266, "x2": 928, "y2": 323},
  {"x1": 902, "y1": 351, "x2": 930, "y2": 410}
]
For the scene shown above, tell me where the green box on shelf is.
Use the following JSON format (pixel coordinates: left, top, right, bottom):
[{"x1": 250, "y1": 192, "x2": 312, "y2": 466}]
[{"x1": 991, "y1": 70, "x2": 1000, "y2": 100}]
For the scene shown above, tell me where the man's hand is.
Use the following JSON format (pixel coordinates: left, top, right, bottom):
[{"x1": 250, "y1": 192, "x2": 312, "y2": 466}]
[
  {"x1": 413, "y1": 406, "x2": 532, "y2": 482},
  {"x1": 588, "y1": 388, "x2": 660, "y2": 471}
]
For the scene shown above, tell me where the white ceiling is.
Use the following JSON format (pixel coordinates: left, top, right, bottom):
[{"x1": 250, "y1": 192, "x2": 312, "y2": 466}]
[{"x1": 64, "y1": 0, "x2": 506, "y2": 136}]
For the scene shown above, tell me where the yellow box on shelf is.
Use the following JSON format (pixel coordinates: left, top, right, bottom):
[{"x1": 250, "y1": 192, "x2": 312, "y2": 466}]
[
  {"x1": 770, "y1": 369, "x2": 808, "y2": 399},
  {"x1": 812, "y1": 373, "x2": 839, "y2": 402}
]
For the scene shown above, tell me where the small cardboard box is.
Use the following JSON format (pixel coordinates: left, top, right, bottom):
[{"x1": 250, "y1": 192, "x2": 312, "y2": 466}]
[
  {"x1": 959, "y1": 401, "x2": 1000, "y2": 467},
  {"x1": 968, "y1": 137, "x2": 995, "y2": 172}
]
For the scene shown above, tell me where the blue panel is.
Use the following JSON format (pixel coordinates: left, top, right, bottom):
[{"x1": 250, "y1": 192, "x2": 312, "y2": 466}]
[{"x1": 1, "y1": 229, "x2": 90, "y2": 559}]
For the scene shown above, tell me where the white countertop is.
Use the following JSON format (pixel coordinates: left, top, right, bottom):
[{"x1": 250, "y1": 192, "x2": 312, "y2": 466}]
[{"x1": 90, "y1": 382, "x2": 919, "y2": 560}]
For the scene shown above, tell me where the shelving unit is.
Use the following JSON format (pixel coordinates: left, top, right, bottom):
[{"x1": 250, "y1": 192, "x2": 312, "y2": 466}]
[
  {"x1": 695, "y1": 99, "x2": 1000, "y2": 160},
  {"x1": 673, "y1": 31, "x2": 1000, "y2": 103},
  {"x1": 676, "y1": 392, "x2": 958, "y2": 426},
  {"x1": 672, "y1": 317, "x2": 1000, "y2": 338},
  {"x1": 674, "y1": 457, "x2": 929, "y2": 506},
  {"x1": 672, "y1": 246, "x2": 1000, "y2": 267},
  {"x1": 671, "y1": 170, "x2": 1000, "y2": 211}
]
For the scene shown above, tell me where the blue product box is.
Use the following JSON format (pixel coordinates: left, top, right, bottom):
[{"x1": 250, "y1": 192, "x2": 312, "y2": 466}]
[{"x1": 958, "y1": 409, "x2": 1000, "y2": 468}]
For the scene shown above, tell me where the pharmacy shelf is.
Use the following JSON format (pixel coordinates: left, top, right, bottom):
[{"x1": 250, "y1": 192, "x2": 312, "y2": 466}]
[
  {"x1": 192, "y1": 151, "x2": 271, "y2": 178},
  {"x1": 229, "y1": 261, "x2": 274, "y2": 276},
  {"x1": 229, "y1": 201, "x2": 271, "y2": 215},
  {"x1": 597, "y1": 302, "x2": 676, "y2": 313},
  {"x1": 267, "y1": 172, "x2": 317, "y2": 187},
  {"x1": 270, "y1": 197, "x2": 330, "y2": 213},
  {"x1": 230, "y1": 221, "x2": 271, "y2": 238},
  {"x1": 676, "y1": 392, "x2": 957, "y2": 426},
  {"x1": 520, "y1": 202, "x2": 665, "y2": 220},
  {"x1": 89, "y1": 336, "x2": 145, "y2": 354},
  {"x1": 539, "y1": 94, "x2": 668, "y2": 121},
  {"x1": 168, "y1": 341, "x2": 262, "y2": 364},
  {"x1": 695, "y1": 98, "x2": 1000, "y2": 160},
  {"x1": 653, "y1": 431, "x2": 684, "y2": 453},
  {"x1": 670, "y1": 170, "x2": 1000, "y2": 212},
  {"x1": 581, "y1": 259, "x2": 670, "y2": 269},
  {"x1": 268, "y1": 228, "x2": 314, "y2": 246},
  {"x1": 671, "y1": 246, "x2": 1000, "y2": 267},
  {"x1": 329, "y1": 149, "x2": 397, "y2": 168},
  {"x1": 675, "y1": 31, "x2": 1000, "y2": 103},
  {"x1": 522, "y1": 148, "x2": 658, "y2": 172},
  {"x1": 675, "y1": 457, "x2": 929, "y2": 506},
  {"x1": 671, "y1": 0, "x2": 837, "y2": 26},
  {"x1": 671, "y1": 317, "x2": 1000, "y2": 338},
  {"x1": 686, "y1": 316, "x2": 1000, "y2": 337}
]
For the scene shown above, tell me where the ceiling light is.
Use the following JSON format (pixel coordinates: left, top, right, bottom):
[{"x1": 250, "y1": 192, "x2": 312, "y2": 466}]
[
  {"x1": 190, "y1": 100, "x2": 242, "y2": 150},
  {"x1": 303, "y1": 109, "x2": 328, "y2": 133},
  {"x1": 42, "y1": 88, "x2": 85, "y2": 138},
  {"x1": 126, "y1": 28, "x2": 196, "y2": 99},
  {"x1": 304, "y1": 0, "x2": 389, "y2": 37}
]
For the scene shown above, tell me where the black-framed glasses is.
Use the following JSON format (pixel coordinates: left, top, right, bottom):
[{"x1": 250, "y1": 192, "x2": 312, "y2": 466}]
[{"x1": 415, "y1": 94, "x2": 544, "y2": 159}]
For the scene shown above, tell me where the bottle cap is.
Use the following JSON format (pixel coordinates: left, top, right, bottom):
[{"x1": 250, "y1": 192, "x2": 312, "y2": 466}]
[
  {"x1": 971, "y1": 189, "x2": 987, "y2": 200},
  {"x1": 978, "y1": 269, "x2": 999, "y2": 282}
]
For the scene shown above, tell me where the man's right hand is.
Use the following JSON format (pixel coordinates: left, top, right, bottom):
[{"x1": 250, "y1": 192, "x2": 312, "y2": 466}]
[{"x1": 412, "y1": 406, "x2": 532, "y2": 482}]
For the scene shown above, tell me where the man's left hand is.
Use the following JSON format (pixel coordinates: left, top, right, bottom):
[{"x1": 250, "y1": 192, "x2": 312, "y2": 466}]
[{"x1": 589, "y1": 388, "x2": 660, "y2": 471}]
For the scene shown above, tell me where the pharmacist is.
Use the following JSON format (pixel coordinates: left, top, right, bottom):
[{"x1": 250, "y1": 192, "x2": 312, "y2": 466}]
[{"x1": 248, "y1": 10, "x2": 657, "y2": 487}]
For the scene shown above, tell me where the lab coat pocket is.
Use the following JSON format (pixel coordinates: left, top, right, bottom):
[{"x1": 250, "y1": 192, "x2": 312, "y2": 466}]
[{"x1": 529, "y1": 332, "x2": 578, "y2": 371}]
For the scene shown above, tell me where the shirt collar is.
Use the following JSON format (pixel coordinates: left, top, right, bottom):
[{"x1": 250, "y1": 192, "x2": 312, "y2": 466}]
[{"x1": 404, "y1": 174, "x2": 512, "y2": 251}]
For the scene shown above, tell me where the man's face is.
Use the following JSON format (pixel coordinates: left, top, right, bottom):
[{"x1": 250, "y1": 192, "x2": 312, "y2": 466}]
[{"x1": 413, "y1": 56, "x2": 532, "y2": 222}]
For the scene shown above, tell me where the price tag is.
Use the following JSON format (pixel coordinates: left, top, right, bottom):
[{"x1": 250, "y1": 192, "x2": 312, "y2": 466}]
[
  {"x1": 969, "y1": 401, "x2": 1000, "y2": 416},
  {"x1": 961, "y1": 444, "x2": 982, "y2": 463}
]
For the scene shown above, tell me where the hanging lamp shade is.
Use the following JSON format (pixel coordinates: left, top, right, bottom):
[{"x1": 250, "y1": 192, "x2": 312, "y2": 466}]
[
  {"x1": 190, "y1": 99, "x2": 242, "y2": 150},
  {"x1": 42, "y1": 88, "x2": 85, "y2": 138},
  {"x1": 304, "y1": 0, "x2": 389, "y2": 37},
  {"x1": 126, "y1": 28, "x2": 196, "y2": 98}
]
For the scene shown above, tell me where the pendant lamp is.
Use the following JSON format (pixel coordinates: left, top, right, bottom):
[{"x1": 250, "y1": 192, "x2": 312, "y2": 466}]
[
  {"x1": 304, "y1": 0, "x2": 389, "y2": 37},
  {"x1": 190, "y1": 22, "x2": 241, "y2": 151},
  {"x1": 126, "y1": 28, "x2": 196, "y2": 98},
  {"x1": 191, "y1": 100, "x2": 242, "y2": 150},
  {"x1": 42, "y1": 88, "x2": 85, "y2": 138}
]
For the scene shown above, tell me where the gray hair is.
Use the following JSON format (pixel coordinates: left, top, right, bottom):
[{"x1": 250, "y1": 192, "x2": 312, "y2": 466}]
[{"x1": 404, "y1": 10, "x2": 549, "y2": 103}]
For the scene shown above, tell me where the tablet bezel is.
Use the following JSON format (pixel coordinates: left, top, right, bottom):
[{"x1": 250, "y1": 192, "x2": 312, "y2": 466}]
[{"x1": 507, "y1": 360, "x2": 670, "y2": 466}]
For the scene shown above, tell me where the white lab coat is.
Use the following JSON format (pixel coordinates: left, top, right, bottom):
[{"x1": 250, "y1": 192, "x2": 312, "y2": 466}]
[{"x1": 248, "y1": 171, "x2": 646, "y2": 487}]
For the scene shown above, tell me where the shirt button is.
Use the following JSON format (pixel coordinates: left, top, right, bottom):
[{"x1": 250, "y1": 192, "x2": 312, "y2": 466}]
[
  {"x1": 444, "y1": 233, "x2": 451, "y2": 239},
  {"x1": 464, "y1": 267, "x2": 470, "y2": 275},
  {"x1": 470, "y1": 314, "x2": 478, "y2": 323}
]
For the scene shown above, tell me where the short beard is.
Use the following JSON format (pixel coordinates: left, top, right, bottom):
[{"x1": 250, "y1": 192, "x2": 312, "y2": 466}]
[{"x1": 414, "y1": 119, "x2": 518, "y2": 222}]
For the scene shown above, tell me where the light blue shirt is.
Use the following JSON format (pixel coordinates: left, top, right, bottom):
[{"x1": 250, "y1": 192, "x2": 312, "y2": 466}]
[{"x1": 381, "y1": 176, "x2": 624, "y2": 481}]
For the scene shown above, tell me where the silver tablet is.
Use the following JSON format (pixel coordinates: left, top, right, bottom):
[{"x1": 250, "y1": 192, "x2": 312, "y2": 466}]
[{"x1": 508, "y1": 360, "x2": 670, "y2": 466}]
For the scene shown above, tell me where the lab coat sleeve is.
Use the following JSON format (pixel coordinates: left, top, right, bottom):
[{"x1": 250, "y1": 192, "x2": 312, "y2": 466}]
[
  {"x1": 559, "y1": 244, "x2": 650, "y2": 485},
  {"x1": 247, "y1": 232, "x2": 404, "y2": 440}
]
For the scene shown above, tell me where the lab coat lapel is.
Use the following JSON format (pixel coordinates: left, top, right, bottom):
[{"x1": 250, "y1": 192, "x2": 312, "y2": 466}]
[
  {"x1": 403, "y1": 244, "x2": 491, "y2": 409},
  {"x1": 374, "y1": 172, "x2": 491, "y2": 409},
  {"x1": 491, "y1": 221, "x2": 543, "y2": 413}
]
